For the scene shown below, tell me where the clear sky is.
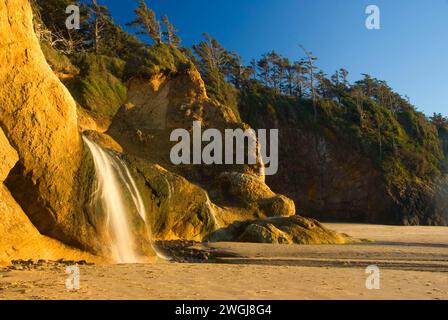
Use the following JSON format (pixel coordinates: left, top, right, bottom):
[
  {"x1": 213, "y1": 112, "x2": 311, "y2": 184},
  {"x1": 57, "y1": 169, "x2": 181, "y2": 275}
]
[{"x1": 104, "y1": 0, "x2": 448, "y2": 116}]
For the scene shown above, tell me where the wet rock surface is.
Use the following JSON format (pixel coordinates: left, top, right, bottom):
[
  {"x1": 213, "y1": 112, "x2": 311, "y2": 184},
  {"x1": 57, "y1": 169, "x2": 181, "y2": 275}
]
[
  {"x1": 4, "y1": 259, "x2": 94, "y2": 271},
  {"x1": 208, "y1": 216, "x2": 355, "y2": 245},
  {"x1": 154, "y1": 241, "x2": 213, "y2": 263}
]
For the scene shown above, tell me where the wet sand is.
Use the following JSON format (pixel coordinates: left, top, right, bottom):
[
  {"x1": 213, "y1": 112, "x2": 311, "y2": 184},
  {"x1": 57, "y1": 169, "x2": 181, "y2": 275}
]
[{"x1": 0, "y1": 224, "x2": 447, "y2": 300}]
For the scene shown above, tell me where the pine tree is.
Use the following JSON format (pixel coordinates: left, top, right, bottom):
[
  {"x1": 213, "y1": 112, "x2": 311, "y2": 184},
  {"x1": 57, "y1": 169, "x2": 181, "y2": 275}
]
[
  {"x1": 250, "y1": 59, "x2": 258, "y2": 80},
  {"x1": 269, "y1": 52, "x2": 287, "y2": 92},
  {"x1": 284, "y1": 59, "x2": 295, "y2": 96},
  {"x1": 300, "y1": 45, "x2": 319, "y2": 119},
  {"x1": 257, "y1": 56, "x2": 270, "y2": 87},
  {"x1": 339, "y1": 68, "x2": 349, "y2": 87},
  {"x1": 161, "y1": 15, "x2": 181, "y2": 47},
  {"x1": 127, "y1": 0, "x2": 161, "y2": 45},
  {"x1": 193, "y1": 33, "x2": 231, "y2": 74},
  {"x1": 88, "y1": 0, "x2": 112, "y2": 54},
  {"x1": 331, "y1": 70, "x2": 339, "y2": 86},
  {"x1": 292, "y1": 61, "x2": 306, "y2": 98},
  {"x1": 227, "y1": 53, "x2": 254, "y2": 89},
  {"x1": 315, "y1": 71, "x2": 332, "y2": 99},
  {"x1": 430, "y1": 113, "x2": 448, "y2": 128}
]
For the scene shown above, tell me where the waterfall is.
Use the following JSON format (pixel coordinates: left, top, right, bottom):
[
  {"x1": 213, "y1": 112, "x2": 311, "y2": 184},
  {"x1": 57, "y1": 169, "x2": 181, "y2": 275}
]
[
  {"x1": 258, "y1": 142, "x2": 266, "y2": 181},
  {"x1": 203, "y1": 191, "x2": 221, "y2": 229},
  {"x1": 83, "y1": 137, "x2": 146, "y2": 263}
]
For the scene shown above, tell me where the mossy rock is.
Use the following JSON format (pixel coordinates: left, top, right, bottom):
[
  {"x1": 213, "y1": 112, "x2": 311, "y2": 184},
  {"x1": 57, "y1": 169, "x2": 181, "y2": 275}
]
[
  {"x1": 210, "y1": 216, "x2": 355, "y2": 245},
  {"x1": 40, "y1": 41, "x2": 79, "y2": 75},
  {"x1": 65, "y1": 54, "x2": 127, "y2": 121},
  {"x1": 123, "y1": 43, "x2": 192, "y2": 80},
  {"x1": 210, "y1": 172, "x2": 296, "y2": 218},
  {"x1": 123, "y1": 156, "x2": 220, "y2": 241}
]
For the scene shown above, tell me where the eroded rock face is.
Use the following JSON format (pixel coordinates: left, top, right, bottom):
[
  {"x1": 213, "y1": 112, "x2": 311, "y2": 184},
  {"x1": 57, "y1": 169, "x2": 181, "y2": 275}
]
[
  {"x1": 109, "y1": 68, "x2": 262, "y2": 183},
  {"x1": 433, "y1": 177, "x2": 448, "y2": 225},
  {"x1": 0, "y1": 184, "x2": 98, "y2": 265},
  {"x1": 108, "y1": 67, "x2": 299, "y2": 242},
  {"x1": 0, "y1": 129, "x2": 31, "y2": 257},
  {"x1": 0, "y1": 128, "x2": 94, "y2": 264},
  {"x1": 123, "y1": 70, "x2": 208, "y2": 131},
  {"x1": 262, "y1": 128, "x2": 448, "y2": 226},
  {"x1": 266, "y1": 129, "x2": 392, "y2": 223},
  {"x1": 0, "y1": 0, "x2": 98, "y2": 249},
  {"x1": 0, "y1": 129, "x2": 18, "y2": 183},
  {"x1": 124, "y1": 156, "x2": 220, "y2": 241},
  {"x1": 209, "y1": 172, "x2": 295, "y2": 218}
]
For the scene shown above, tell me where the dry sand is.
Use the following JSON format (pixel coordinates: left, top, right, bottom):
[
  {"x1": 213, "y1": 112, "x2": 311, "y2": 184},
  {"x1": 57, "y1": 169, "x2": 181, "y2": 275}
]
[{"x1": 0, "y1": 224, "x2": 446, "y2": 300}]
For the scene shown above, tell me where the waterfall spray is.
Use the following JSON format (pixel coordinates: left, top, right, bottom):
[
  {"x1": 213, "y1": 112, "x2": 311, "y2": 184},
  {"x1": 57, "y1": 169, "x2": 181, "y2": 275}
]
[{"x1": 83, "y1": 137, "x2": 145, "y2": 263}]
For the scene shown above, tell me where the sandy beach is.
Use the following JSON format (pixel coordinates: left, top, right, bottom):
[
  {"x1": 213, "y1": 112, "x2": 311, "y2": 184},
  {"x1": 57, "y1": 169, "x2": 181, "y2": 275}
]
[{"x1": 0, "y1": 224, "x2": 447, "y2": 300}]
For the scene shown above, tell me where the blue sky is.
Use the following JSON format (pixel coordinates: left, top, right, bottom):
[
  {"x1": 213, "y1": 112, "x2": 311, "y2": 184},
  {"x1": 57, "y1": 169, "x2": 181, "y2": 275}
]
[{"x1": 104, "y1": 0, "x2": 448, "y2": 116}]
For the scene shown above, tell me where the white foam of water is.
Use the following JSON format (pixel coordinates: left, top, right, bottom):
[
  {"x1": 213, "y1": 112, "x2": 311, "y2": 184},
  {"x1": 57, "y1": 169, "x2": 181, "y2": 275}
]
[
  {"x1": 257, "y1": 140, "x2": 266, "y2": 181},
  {"x1": 204, "y1": 191, "x2": 221, "y2": 229},
  {"x1": 83, "y1": 137, "x2": 140, "y2": 263},
  {"x1": 115, "y1": 158, "x2": 147, "y2": 223}
]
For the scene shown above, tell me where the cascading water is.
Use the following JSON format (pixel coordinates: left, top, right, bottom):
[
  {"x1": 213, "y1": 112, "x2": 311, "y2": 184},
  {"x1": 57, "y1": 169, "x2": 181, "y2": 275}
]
[
  {"x1": 83, "y1": 137, "x2": 147, "y2": 263},
  {"x1": 203, "y1": 191, "x2": 221, "y2": 229}
]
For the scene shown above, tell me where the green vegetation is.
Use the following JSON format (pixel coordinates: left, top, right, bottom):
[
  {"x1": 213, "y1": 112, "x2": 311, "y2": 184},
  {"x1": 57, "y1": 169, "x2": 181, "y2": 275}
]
[
  {"x1": 33, "y1": 0, "x2": 191, "y2": 120},
  {"x1": 239, "y1": 71, "x2": 445, "y2": 197},
  {"x1": 126, "y1": 0, "x2": 162, "y2": 45},
  {"x1": 123, "y1": 43, "x2": 192, "y2": 79},
  {"x1": 192, "y1": 33, "x2": 243, "y2": 118},
  {"x1": 32, "y1": 0, "x2": 446, "y2": 222},
  {"x1": 64, "y1": 54, "x2": 127, "y2": 119},
  {"x1": 40, "y1": 40, "x2": 79, "y2": 75},
  {"x1": 431, "y1": 114, "x2": 448, "y2": 173}
]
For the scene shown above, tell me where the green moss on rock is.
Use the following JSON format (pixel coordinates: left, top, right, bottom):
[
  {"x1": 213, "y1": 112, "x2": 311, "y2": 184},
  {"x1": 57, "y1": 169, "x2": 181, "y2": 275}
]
[{"x1": 64, "y1": 54, "x2": 127, "y2": 120}]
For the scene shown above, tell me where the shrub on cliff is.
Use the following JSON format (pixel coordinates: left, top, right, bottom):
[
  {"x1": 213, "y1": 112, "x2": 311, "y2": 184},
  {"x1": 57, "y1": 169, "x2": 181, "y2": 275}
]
[
  {"x1": 201, "y1": 68, "x2": 240, "y2": 119},
  {"x1": 123, "y1": 43, "x2": 192, "y2": 79},
  {"x1": 64, "y1": 54, "x2": 127, "y2": 120},
  {"x1": 431, "y1": 114, "x2": 448, "y2": 173},
  {"x1": 238, "y1": 77, "x2": 448, "y2": 225},
  {"x1": 240, "y1": 80, "x2": 443, "y2": 184},
  {"x1": 40, "y1": 41, "x2": 80, "y2": 75}
]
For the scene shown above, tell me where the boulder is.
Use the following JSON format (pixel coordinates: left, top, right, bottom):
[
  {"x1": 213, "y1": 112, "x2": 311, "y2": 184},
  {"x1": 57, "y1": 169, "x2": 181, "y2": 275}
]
[
  {"x1": 124, "y1": 156, "x2": 221, "y2": 241},
  {"x1": 210, "y1": 172, "x2": 296, "y2": 218},
  {"x1": 210, "y1": 216, "x2": 354, "y2": 245},
  {"x1": 239, "y1": 223, "x2": 293, "y2": 244}
]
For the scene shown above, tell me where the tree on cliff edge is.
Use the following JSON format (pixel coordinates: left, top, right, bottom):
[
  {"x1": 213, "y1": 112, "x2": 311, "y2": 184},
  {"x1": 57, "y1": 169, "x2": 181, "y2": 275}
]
[
  {"x1": 431, "y1": 113, "x2": 448, "y2": 128},
  {"x1": 300, "y1": 45, "x2": 318, "y2": 119},
  {"x1": 127, "y1": 0, "x2": 161, "y2": 45},
  {"x1": 87, "y1": 0, "x2": 112, "y2": 54},
  {"x1": 161, "y1": 15, "x2": 181, "y2": 47}
]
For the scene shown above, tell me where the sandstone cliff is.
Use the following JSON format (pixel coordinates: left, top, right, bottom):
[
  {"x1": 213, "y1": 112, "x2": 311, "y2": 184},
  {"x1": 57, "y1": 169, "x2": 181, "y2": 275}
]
[
  {"x1": 0, "y1": 0, "x2": 82, "y2": 240},
  {"x1": 0, "y1": 0, "x2": 355, "y2": 264},
  {"x1": 109, "y1": 68, "x2": 262, "y2": 182},
  {"x1": 107, "y1": 64, "x2": 302, "y2": 241},
  {"x1": 239, "y1": 85, "x2": 448, "y2": 226},
  {"x1": 0, "y1": 128, "x2": 95, "y2": 264},
  {"x1": 0, "y1": 0, "x2": 117, "y2": 256}
]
